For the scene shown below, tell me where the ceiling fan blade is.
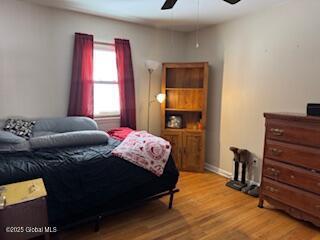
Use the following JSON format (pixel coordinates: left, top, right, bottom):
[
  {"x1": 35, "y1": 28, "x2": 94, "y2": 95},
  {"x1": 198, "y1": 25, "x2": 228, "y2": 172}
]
[
  {"x1": 222, "y1": 0, "x2": 242, "y2": 4},
  {"x1": 161, "y1": 0, "x2": 178, "y2": 10}
]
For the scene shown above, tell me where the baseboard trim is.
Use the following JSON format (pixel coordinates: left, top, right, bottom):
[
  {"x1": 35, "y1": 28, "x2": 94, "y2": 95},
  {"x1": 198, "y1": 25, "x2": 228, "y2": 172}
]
[
  {"x1": 204, "y1": 163, "x2": 260, "y2": 186},
  {"x1": 204, "y1": 163, "x2": 232, "y2": 179}
]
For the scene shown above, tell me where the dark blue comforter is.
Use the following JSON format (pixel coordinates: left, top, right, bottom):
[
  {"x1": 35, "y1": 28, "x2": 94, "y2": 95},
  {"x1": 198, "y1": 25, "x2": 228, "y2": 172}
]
[{"x1": 0, "y1": 138, "x2": 179, "y2": 226}]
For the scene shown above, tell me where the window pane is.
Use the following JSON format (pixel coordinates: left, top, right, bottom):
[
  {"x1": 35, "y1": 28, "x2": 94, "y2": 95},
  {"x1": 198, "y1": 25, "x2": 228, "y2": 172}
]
[
  {"x1": 93, "y1": 46, "x2": 118, "y2": 82},
  {"x1": 94, "y1": 83, "x2": 120, "y2": 116}
]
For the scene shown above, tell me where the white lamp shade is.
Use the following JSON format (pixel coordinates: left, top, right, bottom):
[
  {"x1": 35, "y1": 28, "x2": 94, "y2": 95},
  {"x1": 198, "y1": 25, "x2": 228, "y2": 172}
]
[
  {"x1": 145, "y1": 60, "x2": 160, "y2": 71},
  {"x1": 156, "y1": 93, "x2": 166, "y2": 103}
]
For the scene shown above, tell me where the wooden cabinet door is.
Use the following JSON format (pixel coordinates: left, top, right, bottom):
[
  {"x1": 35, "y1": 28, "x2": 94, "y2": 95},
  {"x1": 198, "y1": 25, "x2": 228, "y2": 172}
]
[
  {"x1": 162, "y1": 131, "x2": 182, "y2": 169},
  {"x1": 181, "y1": 132, "x2": 204, "y2": 172}
]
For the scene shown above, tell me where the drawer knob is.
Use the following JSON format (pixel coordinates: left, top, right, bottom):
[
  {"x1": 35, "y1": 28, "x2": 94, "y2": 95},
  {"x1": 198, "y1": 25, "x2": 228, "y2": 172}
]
[
  {"x1": 270, "y1": 148, "x2": 283, "y2": 156},
  {"x1": 0, "y1": 195, "x2": 6, "y2": 209},
  {"x1": 270, "y1": 128, "x2": 284, "y2": 136},
  {"x1": 265, "y1": 186, "x2": 279, "y2": 193},
  {"x1": 266, "y1": 168, "x2": 280, "y2": 176},
  {"x1": 290, "y1": 175, "x2": 295, "y2": 179}
]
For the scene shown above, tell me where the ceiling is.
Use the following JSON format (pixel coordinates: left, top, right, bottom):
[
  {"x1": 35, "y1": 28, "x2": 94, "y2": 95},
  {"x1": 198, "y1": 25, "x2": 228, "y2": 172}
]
[{"x1": 25, "y1": 0, "x2": 288, "y2": 32}]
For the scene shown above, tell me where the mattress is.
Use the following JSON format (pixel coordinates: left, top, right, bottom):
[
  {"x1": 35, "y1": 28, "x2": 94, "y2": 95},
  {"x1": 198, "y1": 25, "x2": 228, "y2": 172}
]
[{"x1": 0, "y1": 138, "x2": 179, "y2": 226}]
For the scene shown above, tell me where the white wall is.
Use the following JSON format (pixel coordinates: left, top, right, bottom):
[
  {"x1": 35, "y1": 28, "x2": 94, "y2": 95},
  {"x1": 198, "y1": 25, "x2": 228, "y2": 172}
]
[
  {"x1": 0, "y1": 0, "x2": 187, "y2": 135},
  {"x1": 186, "y1": 0, "x2": 320, "y2": 182}
]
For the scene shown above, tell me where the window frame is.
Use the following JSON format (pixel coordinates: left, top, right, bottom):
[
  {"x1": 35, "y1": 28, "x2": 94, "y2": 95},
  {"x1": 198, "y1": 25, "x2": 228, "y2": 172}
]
[{"x1": 93, "y1": 42, "x2": 120, "y2": 118}]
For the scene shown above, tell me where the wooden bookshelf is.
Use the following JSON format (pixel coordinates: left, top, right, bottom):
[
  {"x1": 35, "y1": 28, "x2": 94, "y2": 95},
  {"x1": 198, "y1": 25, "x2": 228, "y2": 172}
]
[
  {"x1": 165, "y1": 88, "x2": 203, "y2": 91},
  {"x1": 161, "y1": 62, "x2": 209, "y2": 172}
]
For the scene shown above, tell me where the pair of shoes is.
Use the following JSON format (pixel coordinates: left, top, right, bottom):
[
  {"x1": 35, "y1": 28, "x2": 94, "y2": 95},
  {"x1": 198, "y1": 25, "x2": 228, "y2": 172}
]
[
  {"x1": 241, "y1": 184, "x2": 260, "y2": 198},
  {"x1": 241, "y1": 184, "x2": 256, "y2": 193},
  {"x1": 248, "y1": 186, "x2": 260, "y2": 197}
]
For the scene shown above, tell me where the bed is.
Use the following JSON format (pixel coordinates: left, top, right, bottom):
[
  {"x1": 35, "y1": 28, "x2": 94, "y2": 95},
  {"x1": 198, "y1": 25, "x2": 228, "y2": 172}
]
[{"x1": 0, "y1": 118, "x2": 179, "y2": 229}]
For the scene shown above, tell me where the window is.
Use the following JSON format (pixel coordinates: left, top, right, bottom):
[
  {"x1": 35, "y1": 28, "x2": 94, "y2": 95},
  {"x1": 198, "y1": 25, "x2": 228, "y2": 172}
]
[{"x1": 93, "y1": 43, "x2": 120, "y2": 117}]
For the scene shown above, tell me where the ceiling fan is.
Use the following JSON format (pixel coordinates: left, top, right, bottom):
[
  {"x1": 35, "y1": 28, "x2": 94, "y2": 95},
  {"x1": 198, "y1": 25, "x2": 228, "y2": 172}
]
[{"x1": 161, "y1": 0, "x2": 242, "y2": 10}]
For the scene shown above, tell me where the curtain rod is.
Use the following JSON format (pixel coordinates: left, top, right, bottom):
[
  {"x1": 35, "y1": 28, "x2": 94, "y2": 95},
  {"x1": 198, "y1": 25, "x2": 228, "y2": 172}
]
[{"x1": 94, "y1": 41, "x2": 115, "y2": 46}]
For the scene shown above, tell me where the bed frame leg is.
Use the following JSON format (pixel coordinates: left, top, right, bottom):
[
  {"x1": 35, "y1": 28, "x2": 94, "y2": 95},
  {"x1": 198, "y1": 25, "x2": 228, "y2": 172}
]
[
  {"x1": 94, "y1": 215, "x2": 102, "y2": 232},
  {"x1": 168, "y1": 190, "x2": 174, "y2": 209}
]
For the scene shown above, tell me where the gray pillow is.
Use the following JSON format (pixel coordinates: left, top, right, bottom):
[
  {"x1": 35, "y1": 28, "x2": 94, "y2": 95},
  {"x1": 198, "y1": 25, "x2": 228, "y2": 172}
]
[
  {"x1": 33, "y1": 117, "x2": 98, "y2": 133},
  {"x1": 30, "y1": 130, "x2": 109, "y2": 149},
  {"x1": 0, "y1": 141, "x2": 30, "y2": 152},
  {"x1": 32, "y1": 131, "x2": 57, "y2": 137},
  {"x1": 0, "y1": 131, "x2": 26, "y2": 144}
]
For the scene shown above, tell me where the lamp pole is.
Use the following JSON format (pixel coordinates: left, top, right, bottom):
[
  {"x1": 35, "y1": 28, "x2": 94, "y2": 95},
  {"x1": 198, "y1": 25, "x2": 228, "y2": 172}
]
[
  {"x1": 147, "y1": 68, "x2": 153, "y2": 132},
  {"x1": 145, "y1": 60, "x2": 160, "y2": 133}
]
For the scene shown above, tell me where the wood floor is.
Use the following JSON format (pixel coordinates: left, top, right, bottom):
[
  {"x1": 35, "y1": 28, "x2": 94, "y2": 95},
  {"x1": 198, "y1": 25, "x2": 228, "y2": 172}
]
[{"x1": 58, "y1": 172, "x2": 320, "y2": 240}]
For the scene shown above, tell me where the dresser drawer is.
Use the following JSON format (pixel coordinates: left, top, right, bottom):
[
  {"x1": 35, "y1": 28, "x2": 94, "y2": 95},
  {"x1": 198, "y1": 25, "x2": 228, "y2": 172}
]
[
  {"x1": 265, "y1": 140, "x2": 320, "y2": 171},
  {"x1": 262, "y1": 178, "x2": 320, "y2": 217},
  {"x1": 266, "y1": 120, "x2": 320, "y2": 148},
  {"x1": 263, "y1": 159, "x2": 320, "y2": 195}
]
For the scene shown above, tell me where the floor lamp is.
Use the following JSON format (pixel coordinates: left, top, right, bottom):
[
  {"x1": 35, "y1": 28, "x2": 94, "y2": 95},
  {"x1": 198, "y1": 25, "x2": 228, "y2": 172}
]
[{"x1": 145, "y1": 60, "x2": 163, "y2": 132}]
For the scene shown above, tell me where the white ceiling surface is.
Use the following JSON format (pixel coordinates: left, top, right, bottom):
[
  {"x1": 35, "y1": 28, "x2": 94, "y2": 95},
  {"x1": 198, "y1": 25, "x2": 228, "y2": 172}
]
[{"x1": 25, "y1": 0, "x2": 288, "y2": 32}]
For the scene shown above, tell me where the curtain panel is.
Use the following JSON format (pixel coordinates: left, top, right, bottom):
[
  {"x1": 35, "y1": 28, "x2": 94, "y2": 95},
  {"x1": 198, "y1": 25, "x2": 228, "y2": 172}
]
[
  {"x1": 68, "y1": 33, "x2": 94, "y2": 118},
  {"x1": 114, "y1": 39, "x2": 136, "y2": 129}
]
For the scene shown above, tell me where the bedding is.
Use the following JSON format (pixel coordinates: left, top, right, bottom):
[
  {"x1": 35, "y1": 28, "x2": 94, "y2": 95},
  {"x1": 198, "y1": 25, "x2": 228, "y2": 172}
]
[
  {"x1": 0, "y1": 140, "x2": 30, "y2": 152},
  {"x1": 30, "y1": 130, "x2": 109, "y2": 149},
  {"x1": 0, "y1": 117, "x2": 102, "y2": 153},
  {"x1": 3, "y1": 118, "x2": 36, "y2": 139},
  {"x1": 107, "y1": 127, "x2": 133, "y2": 141},
  {"x1": 32, "y1": 131, "x2": 57, "y2": 137},
  {"x1": 0, "y1": 137, "x2": 179, "y2": 227},
  {"x1": 112, "y1": 131, "x2": 171, "y2": 176},
  {"x1": 0, "y1": 131, "x2": 25, "y2": 144},
  {"x1": 33, "y1": 117, "x2": 98, "y2": 133}
]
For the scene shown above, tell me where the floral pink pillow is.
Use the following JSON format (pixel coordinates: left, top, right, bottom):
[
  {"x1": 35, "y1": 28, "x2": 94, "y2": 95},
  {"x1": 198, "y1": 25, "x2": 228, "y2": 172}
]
[{"x1": 112, "y1": 131, "x2": 171, "y2": 176}]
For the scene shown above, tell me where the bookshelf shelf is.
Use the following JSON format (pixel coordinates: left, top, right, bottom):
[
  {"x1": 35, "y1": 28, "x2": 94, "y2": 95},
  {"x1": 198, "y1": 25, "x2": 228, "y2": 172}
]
[
  {"x1": 165, "y1": 108, "x2": 203, "y2": 112},
  {"x1": 165, "y1": 88, "x2": 203, "y2": 91}
]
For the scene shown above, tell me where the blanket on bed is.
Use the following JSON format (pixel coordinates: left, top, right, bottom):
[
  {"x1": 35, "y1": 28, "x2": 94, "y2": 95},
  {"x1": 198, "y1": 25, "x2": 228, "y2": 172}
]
[
  {"x1": 0, "y1": 137, "x2": 179, "y2": 226},
  {"x1": 107, "y1": 127, "x2": 133, "y2": 141},
  {"x1": 112, "y1": 131, "x2": 171, "y2": 176}
]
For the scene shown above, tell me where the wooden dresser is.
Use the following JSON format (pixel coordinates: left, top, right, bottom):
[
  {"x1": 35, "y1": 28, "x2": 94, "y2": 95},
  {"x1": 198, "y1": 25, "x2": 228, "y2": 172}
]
[{"x1": 259, "y1": 113, "x2": 320, "y2": 227}]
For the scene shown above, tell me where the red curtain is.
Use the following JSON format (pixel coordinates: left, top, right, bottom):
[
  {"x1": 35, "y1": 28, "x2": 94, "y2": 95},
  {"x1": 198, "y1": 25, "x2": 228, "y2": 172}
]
[
  {"x1": 115, "y1": 39, "x2": 137, "y2": 129},
  {"x1": 68, "y1": 33, "x2": 94, "y2": 118}
]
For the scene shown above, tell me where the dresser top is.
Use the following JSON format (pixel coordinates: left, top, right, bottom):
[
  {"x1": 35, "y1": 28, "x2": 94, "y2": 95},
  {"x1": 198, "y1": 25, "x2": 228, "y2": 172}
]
[
  {"x1": 0, "y1": 178, "x2": 47, "y2": 207},
  {"x1": 264, "y1": 112, "x2": 320, "y2": 123}
]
